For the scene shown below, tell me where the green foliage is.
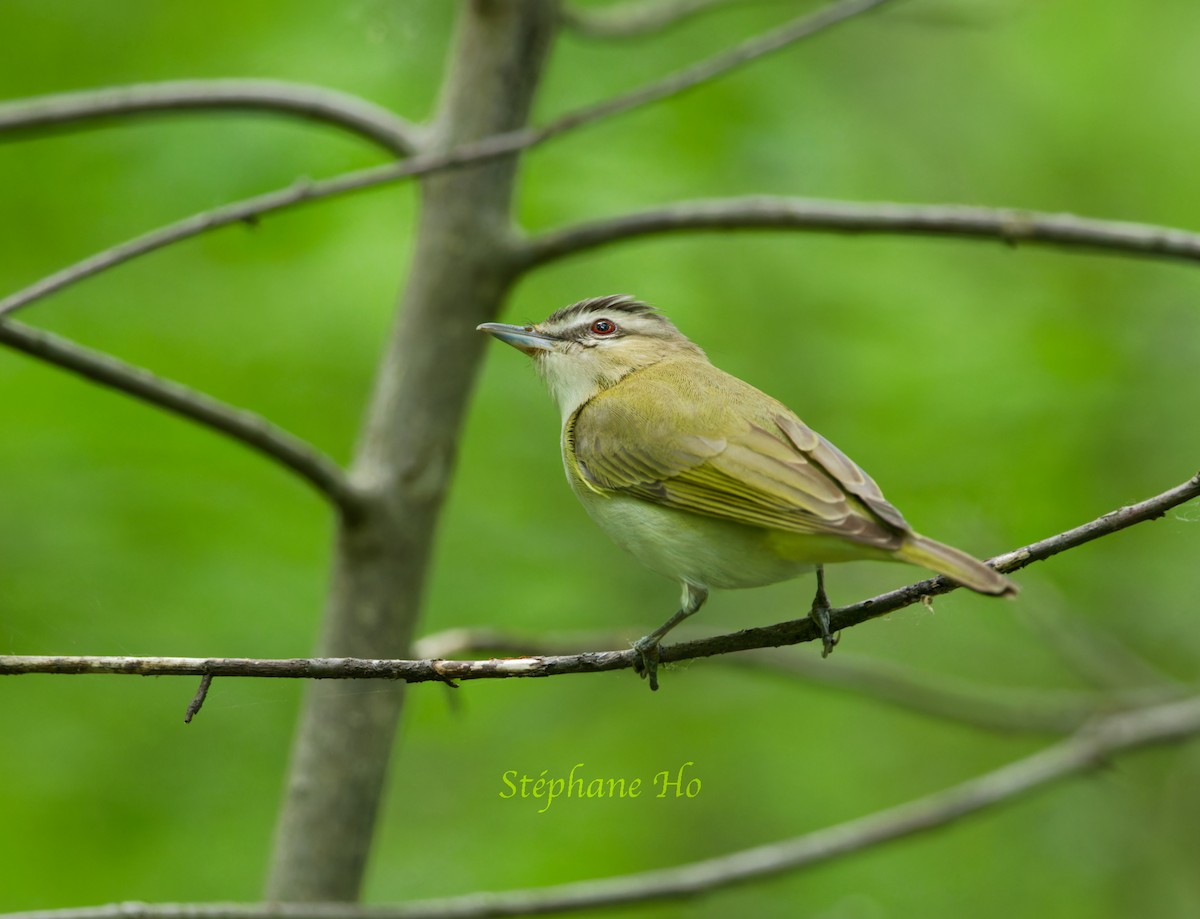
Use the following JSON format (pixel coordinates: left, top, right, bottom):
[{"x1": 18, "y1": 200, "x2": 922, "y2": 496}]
[{"x1": 2, "y1": 1, "x2": 1198, "y2": 915}]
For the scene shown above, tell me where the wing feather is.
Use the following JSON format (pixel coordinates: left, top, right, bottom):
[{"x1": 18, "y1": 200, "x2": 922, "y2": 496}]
[{"x1": 569, "y1": 359, "x2": 907, "y2": 550}]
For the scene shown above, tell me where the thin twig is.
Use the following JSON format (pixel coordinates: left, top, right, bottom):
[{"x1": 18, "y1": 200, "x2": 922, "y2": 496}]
[
  {"x1": 562, "y1": 0, "x2": 786, "y2": 39},
  {"x1": 517, "y1": 196, "x2": 1200, "y2": 269},
  {"x1": 3, "y1": 472, "x2": 1196, "y2": 684},
  {"x1": 184, "y1": 674, "x2": 214, "y2": 724},
  {"x1": 0, "y1": 79, "x2": 425, "y2": 155},
  {"x1": 0, "y1": 320, "x2": 358, "y2": 515},
  {"x1": 0, "y1": 0, "x2": 896, "y2": 320},
  {"x1": 7, "y1": 695, "x2": 1200, "y2": 919}
]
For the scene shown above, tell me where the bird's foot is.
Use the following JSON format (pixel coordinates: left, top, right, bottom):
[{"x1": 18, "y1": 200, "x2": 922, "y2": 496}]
[
  {"x1": 809, "y1": 603, "x2": 840, "y2": 658},
  {"x1": 809, "y1": 565, "x2": 839, "y2": 658},
  {"x1": 631, "y1": 635, "x2": 662, "y2": 692}
]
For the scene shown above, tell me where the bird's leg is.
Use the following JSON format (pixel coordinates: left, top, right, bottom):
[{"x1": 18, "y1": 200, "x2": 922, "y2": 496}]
[
  {"x1": 808, "y1": 564, "x2": 840, "y2": 658},
  {"x1": 632, "y1": 583, "x2": 708, "y2": 692}
]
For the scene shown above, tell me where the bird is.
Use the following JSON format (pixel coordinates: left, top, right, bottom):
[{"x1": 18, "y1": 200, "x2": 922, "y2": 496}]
[{"x1": 478, "y1": 295, "x2": 1016, "y2": 690}]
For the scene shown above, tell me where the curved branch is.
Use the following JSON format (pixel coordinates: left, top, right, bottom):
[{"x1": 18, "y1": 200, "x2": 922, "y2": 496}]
[
  {"x1": 0, "y1": 0, "x2": 894, "y2": 320},
  {"x1": 562, "y1": 0, "x2": 772, "y2": 39},
  {"x1": 0, "y1": 170, "x2": 396, "y2": 319},
  {"x1": 6, "y1": 695, "x2": 1200, "y2": 919},
  {"x1": 517, "y1": 196, "x2": 1200, "y2": 270},
  {"x1": 0, "y1": 319, "x2": 358, "y2": 516},
  {"x1": 0, "y1": 79, "x2": 424, "y2": 156},
  {"x1": 3, "y1": 471, "x2": 1196, "y2": 684}
]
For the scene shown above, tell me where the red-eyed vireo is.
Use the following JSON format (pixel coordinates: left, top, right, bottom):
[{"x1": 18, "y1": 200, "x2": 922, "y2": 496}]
[{"x1": 479, "y1": 295, "x2": 1016, "y2": 690}]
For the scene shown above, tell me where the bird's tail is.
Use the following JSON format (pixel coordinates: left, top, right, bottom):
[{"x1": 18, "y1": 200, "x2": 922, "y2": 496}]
[{"x1": 895, "y1": 533, "x2": 1017, "y2": 596}]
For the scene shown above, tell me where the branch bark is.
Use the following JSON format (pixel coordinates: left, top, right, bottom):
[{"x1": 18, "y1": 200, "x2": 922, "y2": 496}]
[
  {"x1": 0, "y1": 319, "x2": 356, "y2": 514},
  {"x1": 262, "y1": 2, "x2": 559, "y2": 903},
  {"x1": 517, "y1": 196, "x2": 1200, "y2": 269},
  {"x1": 7, "y1": 695, "x2": 1200, "y2": 919},
  {"x1": 0, "y1": 79, "x2": 424, "y2": 156},
  {"x1": 5, "y1": 471, "x2": 1196, "y2": 689}
]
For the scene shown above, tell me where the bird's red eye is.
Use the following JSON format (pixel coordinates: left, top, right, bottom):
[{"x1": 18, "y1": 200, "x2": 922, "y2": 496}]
[{"x1": 590, "y1": 318, "x2": 617, "y2": 336}]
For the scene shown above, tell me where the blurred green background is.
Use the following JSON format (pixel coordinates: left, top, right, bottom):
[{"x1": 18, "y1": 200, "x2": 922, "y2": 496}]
[{"x1": 2, "y1": 0, "x2": 1199, "y2": 915}]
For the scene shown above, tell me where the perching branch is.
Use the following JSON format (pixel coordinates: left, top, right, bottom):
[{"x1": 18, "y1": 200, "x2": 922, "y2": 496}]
[
  {"x1": 0, "y1": 320, "x2": 358, "y2": 515},
  {"x1": 3, "y1": 471, "x2": 1196, "y2": 686},
  {"x1": 561, "y1": 0, "x2": 755, "y2": 38},
  {"x1": 517, "y1": 196, "x2": 1200, "y2": 270},
  {"x1": 0, "y1": 79, "x2": 425, "y2": 156},
  {"x1": 7, "y1": 694, "x2": 1200, "y2": 919},
  {"x1": 412, "y1": 627, "x2": 1180, "y2": 735},
  {"x1": 0, "y1": 0, "x2": 895, "y2": 320}
]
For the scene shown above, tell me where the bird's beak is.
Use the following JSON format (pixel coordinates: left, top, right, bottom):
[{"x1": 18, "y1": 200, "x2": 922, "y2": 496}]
[{"x1": 477, "y1": 322, "x2": 559, "y2": 355}]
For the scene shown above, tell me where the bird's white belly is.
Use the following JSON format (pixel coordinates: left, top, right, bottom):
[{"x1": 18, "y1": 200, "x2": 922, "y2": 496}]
[{"x1": 573, "y1": 487, "x2": 815, "y2": 591}]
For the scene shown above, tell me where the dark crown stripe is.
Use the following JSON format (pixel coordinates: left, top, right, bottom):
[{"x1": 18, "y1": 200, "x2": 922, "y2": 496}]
[{"x1": 546, "y1": 294, "x2": 656, "y2": 325}]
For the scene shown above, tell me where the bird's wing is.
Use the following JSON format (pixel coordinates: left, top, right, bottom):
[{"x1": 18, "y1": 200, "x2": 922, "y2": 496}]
[{"x1": 568, "y1": 364, "x2": 908, "y2": 550}]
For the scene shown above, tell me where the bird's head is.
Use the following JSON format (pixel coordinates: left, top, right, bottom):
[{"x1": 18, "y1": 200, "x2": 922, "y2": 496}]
[{"x1": 478, "y1": 295, "x2": 704, "y2": 418}]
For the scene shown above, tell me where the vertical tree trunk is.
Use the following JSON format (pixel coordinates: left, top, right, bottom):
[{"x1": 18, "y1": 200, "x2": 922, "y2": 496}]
[{"x1": 265, "y1": 0, "x2": 558, "y2": 901}]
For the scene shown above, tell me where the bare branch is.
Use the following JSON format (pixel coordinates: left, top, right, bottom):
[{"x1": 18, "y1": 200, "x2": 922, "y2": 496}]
[
  {"x1": 0, "y1": 0, "x2": 895, "y2": 321},
  {"x1": 0, "y1": 319, "x2": 358, "y2": 515},
  {"x1": 413, "y1": 627, "x2": 1180, "y2": 735},
  {"x1": 562, "y1": 0, "x2": 775, "y2": 39},
  {"x1": 0, "y1": 171, "x2": 398, "y2": 320},
  {"x1": 0, "y1": 79, "x2": 425, "y2": 156},
  {"x1": 7, "y1": 695, "x2": 1200, "y2": 919},
  {"x1": 3, "y1": 471, "x2": 1196, "y2": 685},
  {"x1": 517, "y1": 196, "x2": 1200, "y2": 270},
  {"x1": 0, "y1": 653, "x2": 613, "y2": 682}
]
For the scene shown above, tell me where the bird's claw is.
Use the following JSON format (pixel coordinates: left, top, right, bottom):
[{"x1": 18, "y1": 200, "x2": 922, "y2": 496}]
[
  {"x1": 809, "y1": 602, "x2": 840, "y2": 658},
  {"x1": 632, "y1": 635, "x2": 661, "y2": 692},
  {"x1": 809, "y1": 565, "x2": 839, "y2": 658}
]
